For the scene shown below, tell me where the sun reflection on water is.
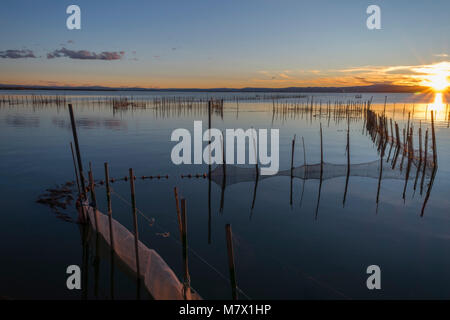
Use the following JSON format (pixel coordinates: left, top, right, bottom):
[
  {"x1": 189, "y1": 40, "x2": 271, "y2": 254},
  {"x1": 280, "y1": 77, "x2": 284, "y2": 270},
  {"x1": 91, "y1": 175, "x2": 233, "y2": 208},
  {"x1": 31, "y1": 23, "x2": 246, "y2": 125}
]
[{"x1": 429, "y1": 92, "x2": 445, "y2": 113}]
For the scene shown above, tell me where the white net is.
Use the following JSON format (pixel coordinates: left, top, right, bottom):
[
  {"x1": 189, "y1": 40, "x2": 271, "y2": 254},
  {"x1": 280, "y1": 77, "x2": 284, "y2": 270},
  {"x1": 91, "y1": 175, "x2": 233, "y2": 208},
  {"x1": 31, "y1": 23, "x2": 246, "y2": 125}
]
[{"x1": 83, "y1": 203, "x2": 201, "y2": 300}]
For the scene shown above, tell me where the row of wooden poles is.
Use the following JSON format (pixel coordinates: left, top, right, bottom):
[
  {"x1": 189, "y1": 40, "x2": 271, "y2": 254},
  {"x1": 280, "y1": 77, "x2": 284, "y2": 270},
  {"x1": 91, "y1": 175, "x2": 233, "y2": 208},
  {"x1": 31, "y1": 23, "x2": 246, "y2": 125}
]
[
  {"x1": 273, "y1": 96, "x2": 450, "y2": 130},
  {"x1": 272, "y1": 96, "x2": 372, "y2": 128},
  {"x1": 286, "y1": 101, "x2": 438, "y2": 216},
  {"x1": 365, "y1": 108, "x2": 437, "y2": 170},
  {"x1": 364, "y1": 106, "x2": 438, "y2": 215},
  {"x1": 0, "y1": 94, "x2": 67, "y2": 106},
  {"x1": 3, "y1": 93, "x2": 449, "y2": 129},
  {"x1": 151, "y1": 98, "x2": 224, "y2": 120},
  {"x1": 1, "y1": 92, "x2": 308, "y2": 108},
  {"x1": 68, "y1": 103, "x2": 239, "y2": 299}
]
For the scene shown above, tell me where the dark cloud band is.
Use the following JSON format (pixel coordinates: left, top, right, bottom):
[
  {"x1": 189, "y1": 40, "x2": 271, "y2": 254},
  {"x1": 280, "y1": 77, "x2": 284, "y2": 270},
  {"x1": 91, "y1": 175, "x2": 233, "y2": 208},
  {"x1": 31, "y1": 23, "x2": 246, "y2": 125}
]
[
  {"x1": 47, "y1": 48, "x2": 124, "y2": 60},
  {"x1": 0, "y1": 49, "x2": 36, "y2": 59}
]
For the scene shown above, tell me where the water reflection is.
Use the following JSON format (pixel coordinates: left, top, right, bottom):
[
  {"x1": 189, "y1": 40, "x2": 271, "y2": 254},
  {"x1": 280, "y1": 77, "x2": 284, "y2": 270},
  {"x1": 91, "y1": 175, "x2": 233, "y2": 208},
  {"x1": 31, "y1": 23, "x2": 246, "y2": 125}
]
[
  {"x1": 52, "y1": 117, "x2": 127, "y2": 131},
  {"x1": 4, "y1": 114, "x2": 40, "y2": 128},
  {"x1": 2, "y1": 91, "x2": 450, "y2": 299},
  {"x1": 429, "y1": 92, "x2": 446, "y2": 119}
]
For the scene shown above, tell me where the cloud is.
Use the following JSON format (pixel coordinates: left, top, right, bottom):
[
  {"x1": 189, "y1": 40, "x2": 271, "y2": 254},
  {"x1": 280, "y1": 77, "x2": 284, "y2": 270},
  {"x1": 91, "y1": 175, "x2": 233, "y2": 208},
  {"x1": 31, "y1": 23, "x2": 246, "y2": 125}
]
[
  {"x1": 47, "y1": 48, "x2": 125, "y2": 60},
  {"x1": 336, "y1": 62, "x2": 450, "y2": 87},
  {"x1": 0, "y1": 49, "x2": 36, "y2": 59},
  {"x1": 254, "y1": 61, "x2": 450, "y2": 88},
  {"x1": 434, "y1": 53, "x2": 448, "y2": 57}
]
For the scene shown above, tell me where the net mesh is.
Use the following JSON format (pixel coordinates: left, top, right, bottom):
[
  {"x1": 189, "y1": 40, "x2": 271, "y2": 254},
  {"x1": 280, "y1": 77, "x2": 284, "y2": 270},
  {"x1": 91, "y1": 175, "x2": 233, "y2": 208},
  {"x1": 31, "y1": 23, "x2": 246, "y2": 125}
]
[
  {"x1": 210, "y1": 159, "x2": 433, "y2": 187},
  {"x1": 84, "y1": 204, "x2": 201, "y2": 300}
]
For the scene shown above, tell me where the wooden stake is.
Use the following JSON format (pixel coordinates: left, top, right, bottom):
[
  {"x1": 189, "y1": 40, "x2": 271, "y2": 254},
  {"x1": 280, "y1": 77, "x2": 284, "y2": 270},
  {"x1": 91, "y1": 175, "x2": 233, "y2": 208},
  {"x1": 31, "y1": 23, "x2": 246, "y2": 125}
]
[
  {"x1": 420, "y1": 129, "x2": 429, "y2": 195},
  {"x1": 181, "y1": 199, "x2": 191, "y2": 299},
  {"x1": 320, "y1": 123, "x2": 323, "y2": 178},
  {"x1": 290, "y1": 135, "x2": 296, "y2": 175},
  {"x1": 70, "y1": 142, "x2": 81, "y2": 195},
  {"x1": 88, "y1": 166, "x2": 99, "y2": 230},
  {"x1": 129, "y1": 168, "x2": 141, "y2": 295},
  {"x1": 225, "y1": 224, "x2": 238, "y2": 300},
  {"x1": 302, "y1": 136, "x2": 307, "y2": 179},
  {"x1": 174, "y1": 187, "x2": 182, "y2": 238},
  {"x1": 290, "y1": 135, "x2": 296, "y2": 206},
  {"x1": 68, "y1": 104, "x2": 86, "y2": 198},
  {"x1": 343, "y1": 116, "x2": 350, "y2": 207},
  {"x1": 104, "y1": 162, "x2": 114, "y2": 250},
  {"x1": 431, "y1": 110, "x2": 437, "y2": 167}
]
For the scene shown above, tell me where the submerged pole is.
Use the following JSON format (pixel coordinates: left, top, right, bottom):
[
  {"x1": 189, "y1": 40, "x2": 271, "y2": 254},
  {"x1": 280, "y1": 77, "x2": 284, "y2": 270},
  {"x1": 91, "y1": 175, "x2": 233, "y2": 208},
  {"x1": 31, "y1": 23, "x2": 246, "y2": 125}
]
[
  {"x1": 181, "y1": 199, "x2": 191, "y2": 299},
  {"x1": 70, "y1": 142, "x2": 81, "y2": 195},
  {"x1": 129, "y1": 168, "x2": 141, "y2": 298},
  {"x1": 290, "y1": 135, "x2": 296, "y2": 175},
  {"x1": 431, "y1": 110, "x2": 437, "y2": 168},
  {"x1": 104, "y1": 162, "x2": 115, "y2": 300},
  {"x1": 290, "y1": 135, "x2": 296, "y2": 206},
  {"x1": 68, "y1": 104, "x2": 86, "y2": 197},
  {"x1": 343, "y1": 116, "x2": 350, "y2": 207},
  {"x1": 225, "y1": 224, "x2": 238, "y2": 300},
  {"x1": 421, "y1": 129, "x2": 429, "y2": 195},
  {"x1": 302, "y1": 136, "x2": 307, "y2": 178},
  {"x1": 174, "y1": 187, "x2": 182, "y2": 238},
  {"x1": 104, "y1": 162, "x2": 114, "y2": 250},
  {"x1": 88, "y1": 165, "x2": 99, "y2": 230},
  {"x1": 320, "y1": 123, "x2": 324, "y2": 178},
  {"x1": 315, "y1": 125, "x2": 324, "y2": 219}
]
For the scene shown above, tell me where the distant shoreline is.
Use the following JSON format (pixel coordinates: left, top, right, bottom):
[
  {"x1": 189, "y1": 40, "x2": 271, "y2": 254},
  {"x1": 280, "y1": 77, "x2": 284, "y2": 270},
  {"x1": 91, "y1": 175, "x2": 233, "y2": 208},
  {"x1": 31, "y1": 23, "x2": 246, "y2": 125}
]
[{"x1": 0, "y1": 84, "x2": 433, "y2": 94}]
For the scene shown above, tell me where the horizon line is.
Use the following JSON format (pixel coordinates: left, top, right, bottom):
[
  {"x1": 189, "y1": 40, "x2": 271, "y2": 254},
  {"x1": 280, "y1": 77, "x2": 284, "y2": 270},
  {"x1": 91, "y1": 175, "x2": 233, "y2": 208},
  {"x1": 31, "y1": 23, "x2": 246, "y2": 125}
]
[{"x1": 0, "y1": 83, "x2": 440, "y2": 94}]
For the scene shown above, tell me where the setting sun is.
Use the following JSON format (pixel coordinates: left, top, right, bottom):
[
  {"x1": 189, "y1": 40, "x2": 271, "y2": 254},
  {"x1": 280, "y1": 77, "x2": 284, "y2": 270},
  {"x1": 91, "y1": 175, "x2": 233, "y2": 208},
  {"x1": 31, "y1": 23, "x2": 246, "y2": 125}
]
[
  {"x1": 416, "y1": 62, "x2": 450, "y2": 92},
  {"x1": 428, "y1": 71, "x2": 449, "y2": 91}
]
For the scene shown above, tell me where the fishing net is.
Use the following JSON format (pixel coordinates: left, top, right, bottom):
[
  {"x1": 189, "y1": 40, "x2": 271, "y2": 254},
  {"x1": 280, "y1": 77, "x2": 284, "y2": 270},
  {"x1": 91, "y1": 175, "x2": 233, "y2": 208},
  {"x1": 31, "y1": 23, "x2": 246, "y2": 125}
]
[
  {"x1": 83, "y1": 203, "x2": 201, "y2": 300},
  {"x1": 210, "y1": 159, "x2": 433, "y2": 187}
]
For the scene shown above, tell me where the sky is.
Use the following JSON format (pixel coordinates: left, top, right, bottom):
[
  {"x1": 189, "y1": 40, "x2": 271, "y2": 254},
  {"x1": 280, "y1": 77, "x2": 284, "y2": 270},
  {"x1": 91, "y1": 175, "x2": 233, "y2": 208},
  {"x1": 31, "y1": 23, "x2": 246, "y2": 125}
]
[{"x1": 0, "y1": 0, "x2": 449, "y2": 89}]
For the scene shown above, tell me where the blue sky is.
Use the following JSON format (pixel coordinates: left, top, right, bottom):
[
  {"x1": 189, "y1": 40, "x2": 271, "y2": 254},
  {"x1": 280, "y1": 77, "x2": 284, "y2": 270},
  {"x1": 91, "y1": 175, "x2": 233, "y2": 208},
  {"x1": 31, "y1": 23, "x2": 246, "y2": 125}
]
[{"x1": 0, "y1": 0, "x2": 449, "y2": 88}]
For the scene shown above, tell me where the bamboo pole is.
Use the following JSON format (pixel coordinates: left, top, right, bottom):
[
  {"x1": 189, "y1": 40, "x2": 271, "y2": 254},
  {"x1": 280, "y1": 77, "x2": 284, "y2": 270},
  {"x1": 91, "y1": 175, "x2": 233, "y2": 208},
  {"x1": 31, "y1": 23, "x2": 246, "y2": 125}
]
[
  {"x1": 129, "y1": 168, "x2": 141, "y2": 297},
  {"x1": 431, "y1": 110, "x2": 437, "y2": 167},
  {"x1": 88, "y1": 166, "x2": 99, "y2": 230},
  {"x1": 402, "y1": 130, "x2": 413, "y2": 200},
  {"x1": 291, "y1": 135, "x2": 296, "y2": 176},
  {"x1": 420, "y1": 129, "x2": 429, "y2": 195},
  {"x1": 302, "y1": 136, "x2": 307, "y2": 178},
  {"x1": 104, "y1": 163, "x2": 115, "y2": 300},
  {"x1": 343, "y1": 116, "x2": 350, "y2": 207},
  {"x1": 419, "y1": 124, "x2": 423, "y2": 163},
  {"x1": 225, "y1": 224, "x2": 238, "y2": 300},
  {"x1": 70, "y1": 142, "x2": 81, "y2": 195},
  {"x1": 104, "y1": 163, "x2": 114, "y2": 250},
  {"x1": 181, "y1": 199, "x2": 191, "y2": 299},
  {"x1": 68, "y1": 104, "x2": 86, "y2": 198},
  {"x1": 174, "y1": 187, "x2": 182, "y2": 238},
  {"x1": 320, "y1": 123, "x2": 323, "y2": 178},
  {"x1": 290, "y1": 135, "x2": 296, "y2": 206},
  {"x1": 376, "y1": 135, "x2": 385, "y2": 212}
]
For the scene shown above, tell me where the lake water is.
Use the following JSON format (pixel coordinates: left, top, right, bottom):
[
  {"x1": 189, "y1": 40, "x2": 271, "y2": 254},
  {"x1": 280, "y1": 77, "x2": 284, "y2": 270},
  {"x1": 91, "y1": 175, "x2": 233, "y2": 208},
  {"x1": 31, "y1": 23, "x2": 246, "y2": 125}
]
[{"x1": 1, "y1": 90, "x2": 450, "y2": 299}]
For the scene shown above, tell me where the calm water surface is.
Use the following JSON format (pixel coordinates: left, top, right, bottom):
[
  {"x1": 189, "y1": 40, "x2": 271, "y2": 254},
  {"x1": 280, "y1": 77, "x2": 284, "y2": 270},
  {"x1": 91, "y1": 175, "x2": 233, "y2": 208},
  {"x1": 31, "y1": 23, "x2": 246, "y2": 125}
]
[{"x1": 1, "y1": 91, "x2": 450, "y2": 299}]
